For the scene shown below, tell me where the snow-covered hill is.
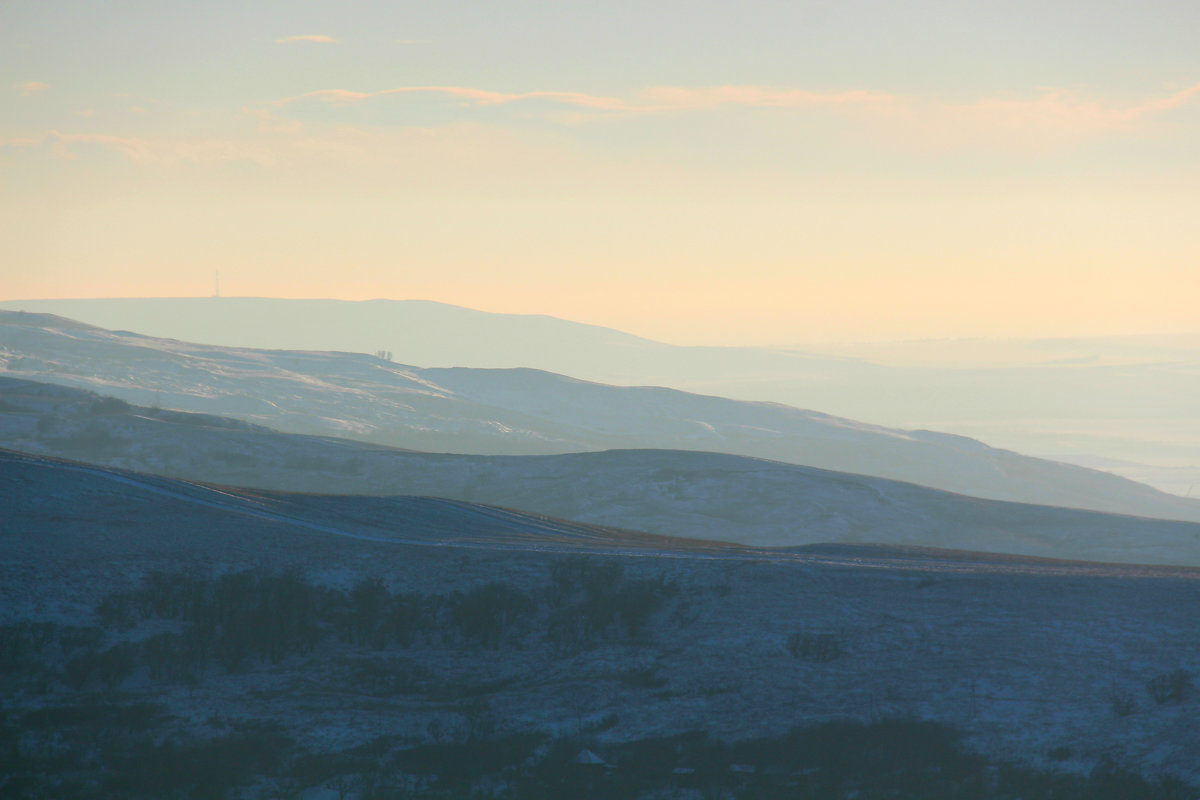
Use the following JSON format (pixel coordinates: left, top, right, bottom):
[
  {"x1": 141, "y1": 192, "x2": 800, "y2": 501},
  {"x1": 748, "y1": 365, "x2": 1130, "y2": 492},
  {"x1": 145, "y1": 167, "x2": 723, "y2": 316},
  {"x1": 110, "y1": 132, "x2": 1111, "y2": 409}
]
[
  {"x1": 4, "y1": 297, "x2": 1195, "y2": 496},
  {"x1": 6, "y1": 376, "x2": 1200, "y2": 566},
  {"x1": 3, "y1": 311, "x2": 1198, "y2": 525}
]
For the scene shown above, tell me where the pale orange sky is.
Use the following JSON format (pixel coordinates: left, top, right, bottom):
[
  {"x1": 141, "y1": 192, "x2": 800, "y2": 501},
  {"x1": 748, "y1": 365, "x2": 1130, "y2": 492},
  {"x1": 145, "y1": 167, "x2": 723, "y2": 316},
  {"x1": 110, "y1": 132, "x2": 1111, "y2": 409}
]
[{"x1": 3, "y1": 1, "x2": 1199, "y2": 346}]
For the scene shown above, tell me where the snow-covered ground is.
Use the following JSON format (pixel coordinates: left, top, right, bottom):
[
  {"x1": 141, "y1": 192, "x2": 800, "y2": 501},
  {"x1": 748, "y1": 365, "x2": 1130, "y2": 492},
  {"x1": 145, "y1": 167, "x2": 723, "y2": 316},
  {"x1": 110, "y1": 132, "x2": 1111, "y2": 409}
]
[
  {"x1": 3, "y1": 311, "x2": 1198, "y2": 526},
  {"x1": 4, "y1": 449, "x2": 1199, "y2": 786}
]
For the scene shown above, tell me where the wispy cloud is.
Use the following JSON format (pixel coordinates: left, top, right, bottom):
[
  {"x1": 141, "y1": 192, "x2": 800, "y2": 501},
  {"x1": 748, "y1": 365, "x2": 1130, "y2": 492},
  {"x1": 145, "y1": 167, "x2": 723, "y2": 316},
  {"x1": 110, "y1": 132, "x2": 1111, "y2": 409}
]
[
  {"x1": 396, "y1": 39, "x2": 427, "y2": 45},
  {"x1": 3, "y1": 131, "x2": 156, "y2": 162},
  {"x1": 1, "y1": 122, "x2": 577, "y2": 179},
  {"x1": 277, "y1": 84, "x2": 892, "y2": 113},
  {"x1": 1127, "y1": 81, "x2": 1200, "y2": 117},
  {"x1": 277, "y1": 80, "x2": 1200, "y2": 119},
  {"x1": 287, "y1": 86, "x2": 631, "y2": 111},
  {"x1": 660, "y1": 82, "x2": 1200, "y2": 140},
  {"x1": 14, "y1": 81, "x2": 49, "y2": 97},
  {"x1": 11, "y1": 80, "x2": 1199, "y2": 169},
  {"x1": 276, "y1": 35, "x2": 338, "y2": 44},
  {"x1": 3, "y1": 129, "x2": 293, "y2": 166},
  {"x1": 273, "y1": 80, "x2": 1200, "y2": 148},
  {"x1": 871, "y1": 82, "x2": 1200, "y2": 150},
  {"x1": 639, "y1": 85, "x2": 898, "y2": 111}
]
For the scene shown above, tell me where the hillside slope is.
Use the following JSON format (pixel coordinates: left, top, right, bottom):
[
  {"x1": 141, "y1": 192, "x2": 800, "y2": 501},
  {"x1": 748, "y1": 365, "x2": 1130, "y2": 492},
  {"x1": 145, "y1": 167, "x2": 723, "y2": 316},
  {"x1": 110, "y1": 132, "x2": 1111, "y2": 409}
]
[
  {"x1": 2, "y1": 311, "x2": 1198, "y2": 523},
  {"x1": 3, "y1": 297, "x2": 1195, "y2": 497},
  {"x1": 5, "y1": 376, "x2": 1200, "y2": 566}
]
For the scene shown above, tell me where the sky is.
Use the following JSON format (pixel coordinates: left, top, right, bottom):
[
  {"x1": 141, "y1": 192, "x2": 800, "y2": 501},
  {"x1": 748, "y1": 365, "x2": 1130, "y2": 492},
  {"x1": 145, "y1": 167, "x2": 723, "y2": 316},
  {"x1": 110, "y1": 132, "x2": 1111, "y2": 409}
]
[{"x1": 3, "y1": 0, "x2": 1199, "y2": 346}]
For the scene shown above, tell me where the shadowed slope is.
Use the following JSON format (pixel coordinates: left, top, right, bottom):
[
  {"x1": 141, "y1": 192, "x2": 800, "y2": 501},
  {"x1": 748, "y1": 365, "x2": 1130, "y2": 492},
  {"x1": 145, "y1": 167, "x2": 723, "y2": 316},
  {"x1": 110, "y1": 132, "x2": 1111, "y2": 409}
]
[{"x1": 5, "y1": 377, "x2": 1200, "y2": 566}]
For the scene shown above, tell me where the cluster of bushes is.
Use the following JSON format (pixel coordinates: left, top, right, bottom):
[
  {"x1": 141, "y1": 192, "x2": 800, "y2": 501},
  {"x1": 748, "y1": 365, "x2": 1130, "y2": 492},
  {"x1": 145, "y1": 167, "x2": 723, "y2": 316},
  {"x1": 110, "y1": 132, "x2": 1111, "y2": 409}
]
[
  {"x1": 545, "y1": 558, "x2": 678, "y2": 649},
  {"x1": 1147, "y1": 668, "x2": 1192, "y2": 705},
  {"x1": 42, "y1": 421, "x2": 127, "y2": 457},
  {"x1": 0, "y1": 623, "x2": 109, "y2": 695},
  {"x1": 88, "y1": 570, "x2": 543, "y2": 684},
  {"x1": 1108, "y1": 668, "x2": 1193, "y2": 718},
  {"x1": 6, "y1": 558, "x2": 681, "y2": 695},
  {"x1": 787, "y1": 631, "x2": 843, "y2": 663},
  {"x1": 29, "y1": 394, "x2": 134, "y2": 456},
  {"x1": 95, "y1": 570, "x2": 327, "y2": 677}
]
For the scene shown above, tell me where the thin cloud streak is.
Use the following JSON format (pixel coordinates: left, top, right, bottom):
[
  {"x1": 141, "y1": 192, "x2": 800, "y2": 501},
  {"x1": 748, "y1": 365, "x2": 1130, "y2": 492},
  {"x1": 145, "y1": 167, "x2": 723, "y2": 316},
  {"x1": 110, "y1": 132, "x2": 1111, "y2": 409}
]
[
  {"x1": 14, "y1": 81, "x2": 50, "y2": 97},
  {"x1": 276, "y1": 35, "x2": 338, "y2": 44},
  {"x1": 289, "y1": 86, "x2": 630, "y2": 111},
  {"x1": 276, "y1": 80, "x2": 1200, "y2": 142},
  {"x1": 2, "y1": 130, "x2": 278, "y2": 166},
  {"x1": 279, "y1": 85, "x2": 888, "y2": 113},
  {"x1": 270, "y1": 80, "x2": 1200, "y2": 151},
  {"x1": 2, "y1": 122, "x2": 541, "y2": 170},
  {"x1": 11, "y1": 79, "x2": 1200, "y2": 168},
  {"x1": 639, "y1": 86, "x2": 898, "y2": 110},
  {"x1": 3, "y1": 131, "x2": 157, "y2": 162},
  {"x1": 1132, "y1": 82, "x2": 1200, "y2": 116}
]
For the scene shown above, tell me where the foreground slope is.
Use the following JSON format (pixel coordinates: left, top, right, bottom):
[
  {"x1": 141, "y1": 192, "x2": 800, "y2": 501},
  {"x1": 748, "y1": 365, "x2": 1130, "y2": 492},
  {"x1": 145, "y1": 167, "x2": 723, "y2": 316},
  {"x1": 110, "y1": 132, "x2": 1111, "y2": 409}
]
[
  {"x1": 5, "y1": 376, "x2": 1200, "y2": 566},
  {"x1": 3, "y1": 449, "x2": 1199, "y2": 796},
  {"x1": 2, "y1": 311, "x2": 1198, "y2": 525}
]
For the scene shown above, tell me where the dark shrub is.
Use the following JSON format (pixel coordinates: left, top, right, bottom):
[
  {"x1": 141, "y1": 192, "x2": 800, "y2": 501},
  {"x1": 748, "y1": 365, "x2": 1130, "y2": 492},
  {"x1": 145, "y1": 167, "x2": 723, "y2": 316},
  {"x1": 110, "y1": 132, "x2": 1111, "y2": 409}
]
[
  {"x1": 787, "y1": 631, "x2": 843, "y2": 663},
  {"x1": 1147, "y1": 669, "x2": 1192, "y2": 705}
]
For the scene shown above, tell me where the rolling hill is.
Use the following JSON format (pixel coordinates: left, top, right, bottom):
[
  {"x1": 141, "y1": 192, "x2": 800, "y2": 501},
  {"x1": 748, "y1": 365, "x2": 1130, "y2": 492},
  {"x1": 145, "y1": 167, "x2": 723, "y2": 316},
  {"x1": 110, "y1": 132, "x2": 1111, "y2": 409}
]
[
  {"x1": 5, "y1": 375, "x2": 1200, "y2": 566},
  {"x1": 2, "y1": 310, "x2": 1198, "y2": 526},
  {"x1": 3, "y1": 297, "x2": 1195, "y2": 496}
]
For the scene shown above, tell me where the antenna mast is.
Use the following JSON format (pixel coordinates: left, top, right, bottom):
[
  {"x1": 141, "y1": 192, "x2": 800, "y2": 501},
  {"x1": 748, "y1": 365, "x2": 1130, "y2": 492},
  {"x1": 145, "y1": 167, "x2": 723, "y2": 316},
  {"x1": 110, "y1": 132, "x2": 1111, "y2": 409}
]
[{"x1": 214, "y1": 270, "x2": 220, "y2": 298}]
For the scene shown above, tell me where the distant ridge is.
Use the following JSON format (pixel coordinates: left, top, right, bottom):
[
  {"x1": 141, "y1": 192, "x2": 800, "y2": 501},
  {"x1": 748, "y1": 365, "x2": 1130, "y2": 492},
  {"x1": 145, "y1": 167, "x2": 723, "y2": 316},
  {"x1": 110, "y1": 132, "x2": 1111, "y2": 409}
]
[
  {"x1": 2, "y1": 310, "x2": 1195, "y2": 524},
  {"x1": 2, "y1": 299, "x2": 1196, "y2": 503},
  {"x1": 0, "y1": 297, "x2": 660, "y2": 369},
  {"x1": 4, "y1": 313, "x2": 1200, "y2": 557}
]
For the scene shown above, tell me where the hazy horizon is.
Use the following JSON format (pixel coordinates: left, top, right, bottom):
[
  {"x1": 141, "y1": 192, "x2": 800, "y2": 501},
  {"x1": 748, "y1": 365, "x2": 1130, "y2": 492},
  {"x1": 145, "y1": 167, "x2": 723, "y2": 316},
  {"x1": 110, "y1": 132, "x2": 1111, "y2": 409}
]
[{"x1": 4, "y1": 294, "x2": 1200, "y2": 351}]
